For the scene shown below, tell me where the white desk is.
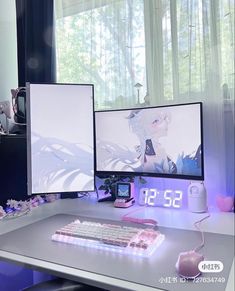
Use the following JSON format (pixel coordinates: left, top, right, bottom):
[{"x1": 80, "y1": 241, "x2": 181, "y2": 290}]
[{"x1": 0, "y1": 197, "x2": 234, "y2": 291}]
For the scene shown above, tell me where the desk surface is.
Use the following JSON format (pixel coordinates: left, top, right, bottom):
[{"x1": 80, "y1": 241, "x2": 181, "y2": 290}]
[{"x1": 0, "y1": 197, "x2": 234, "y2": 291}]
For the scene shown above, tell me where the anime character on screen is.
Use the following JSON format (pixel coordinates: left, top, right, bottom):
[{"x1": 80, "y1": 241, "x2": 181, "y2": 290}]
[
  {"x1": 176, "y1": 145, "x2": 202, "y2": 176},
  {"x1": 128, "y1": 109, "x2": 177, "y2": 174},
  {"x1": 128, "y1": 108, "x2": 202, "y2": 176}
]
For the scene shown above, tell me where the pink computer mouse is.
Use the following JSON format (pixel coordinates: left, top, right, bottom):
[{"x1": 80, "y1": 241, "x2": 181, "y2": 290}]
[{"x1": 175, "y1": 250, "x2": 204, "y2": 279}]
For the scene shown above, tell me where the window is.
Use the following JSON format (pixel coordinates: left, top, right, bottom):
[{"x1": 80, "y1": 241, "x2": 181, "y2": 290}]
[
  {"x1": 56, "y1": 0, "x2": 234, "y2": 106},
  {"x1": 55, "y1": 0, "x2": 234, "y2": 196},
  {"x1": 55, "y1": 0, "x2": 146, "y2": 110}
]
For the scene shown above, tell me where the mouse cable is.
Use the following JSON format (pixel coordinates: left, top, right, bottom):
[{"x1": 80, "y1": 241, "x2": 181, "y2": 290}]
[
  {"x1": 193, "y1": 213, "x2": 211, "y2": 252},
  {"x1": 121, "y1": 206, "x2": 158, "y2": 227}
]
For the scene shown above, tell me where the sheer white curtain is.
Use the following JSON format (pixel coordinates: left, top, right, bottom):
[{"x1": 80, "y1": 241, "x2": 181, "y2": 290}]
[
  {"x1": 55, "y1": 0, "x2": 147, "y2": 110},
  {"x1": 144, "y1": 0, "x2": 234, "y2": 196},
  {"x1": 55, "y1": 0, "x2": 234, "y2": 196}
]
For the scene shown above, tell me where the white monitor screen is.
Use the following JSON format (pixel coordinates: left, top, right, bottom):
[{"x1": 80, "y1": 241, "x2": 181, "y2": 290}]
[
  {"x1": 27, "y1": 83, "x2": 95, "y2": 195},
  {"x1": 95, "y1": 102, "x2": 204, "y2": 180}
]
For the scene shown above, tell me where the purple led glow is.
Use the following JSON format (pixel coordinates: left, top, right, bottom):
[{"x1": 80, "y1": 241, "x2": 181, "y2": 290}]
[
  {"x1": 52, "y1": 220, "x2": 165, "y2": 258},
  {"x1": 52, "y1": 233, "x2": 165, "y2": 257}
]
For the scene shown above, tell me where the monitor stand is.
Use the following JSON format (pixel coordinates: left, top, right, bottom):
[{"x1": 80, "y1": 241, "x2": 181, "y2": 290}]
[
  {"x1": 61, "y1": 193, "x2": 78, "y2": 199},
  {"x1": 98, "y1": 195, "x2": 115, "y2": 202}
]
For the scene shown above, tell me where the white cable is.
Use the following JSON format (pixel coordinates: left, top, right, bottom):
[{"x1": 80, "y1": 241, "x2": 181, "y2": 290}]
[{"x1": 193, "y1": 214, "x2": 210, "y2": 252}]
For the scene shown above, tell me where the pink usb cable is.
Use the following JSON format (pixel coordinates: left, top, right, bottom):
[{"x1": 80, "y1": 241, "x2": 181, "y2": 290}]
[{"x1": 121, "y1": 206, "x2": 158, "y2": 226}]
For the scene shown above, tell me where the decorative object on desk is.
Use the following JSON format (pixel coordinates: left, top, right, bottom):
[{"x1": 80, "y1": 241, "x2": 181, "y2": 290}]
[
  {"x1": 216, "y1": 195, "x2": 234, "y2": 212},
  {"x1": 4, "y1": 208, "x2": 30, "y2": 219},
  {"x1": 114, "y1": 182, "x2": 135, "y2": 208},
  {"x1": 187, "y1": 181, "x2": 207, "y2": 213},
  {"x1": 0, "y1": 194, "x2": 59, "y2": 221},
  {"x1": 97, "y1": 175, "x2": 130, "y2": 202},
  {"x1": 45, "y1": 193, "x2": 61, "y2": 202},
  {"x1": 6, "y1": 195, "x2": 45, "y2": 211},
  {"x1": 97, "y1": 175, "x2": 146, "y2": 202},
  {"x1": 138, "y1": 187, "x2": 183, "y2": 208},
  {"x1": 32, "y1": 195, "x2": 46, "y2": 206},
  {"x1": 4, "y1": 199, "x2": 31, "y2": 219}
]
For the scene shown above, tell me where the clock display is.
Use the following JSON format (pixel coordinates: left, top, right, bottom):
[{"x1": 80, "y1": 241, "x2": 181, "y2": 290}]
[{"x1": 139, "y1": 188, "x2": 183, "y2": 208}]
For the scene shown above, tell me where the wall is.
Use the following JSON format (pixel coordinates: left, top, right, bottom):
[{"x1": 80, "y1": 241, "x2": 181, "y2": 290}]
[
  {"x1": 0, "y1": 3, "x2": 25, "y2": 289},
  {"x1": 0, "y1": 0, "x2": 18, "y2": 102}
]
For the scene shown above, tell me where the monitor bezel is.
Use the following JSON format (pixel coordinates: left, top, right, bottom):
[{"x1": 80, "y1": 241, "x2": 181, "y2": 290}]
[
  {"x1": 26, "y1": 82, "x2": 96, "y2": 196},
  {"x1": 95, "y1": 102, "x2": 204, "y2": 181}
]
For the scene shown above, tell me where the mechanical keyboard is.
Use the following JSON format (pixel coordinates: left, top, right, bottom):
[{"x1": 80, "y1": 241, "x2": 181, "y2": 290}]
[{"x1": 52, "y1": 219, "x2": 165, "y2": 257}]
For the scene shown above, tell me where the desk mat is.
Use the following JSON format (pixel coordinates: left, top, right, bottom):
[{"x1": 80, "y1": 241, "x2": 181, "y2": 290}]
[{"x1": 0, "y1": 214, "x2": 234, "y2": 291}]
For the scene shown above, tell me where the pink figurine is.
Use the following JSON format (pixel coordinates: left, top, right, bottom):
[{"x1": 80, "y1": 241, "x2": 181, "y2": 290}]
[{"x1": 216, "y1": 195, "x2": 234, "y2": 212}]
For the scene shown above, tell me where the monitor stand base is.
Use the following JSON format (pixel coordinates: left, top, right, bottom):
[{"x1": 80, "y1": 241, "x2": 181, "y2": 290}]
[{"x1": 98, "y1": 195, "x2": 115, "y2": 202}]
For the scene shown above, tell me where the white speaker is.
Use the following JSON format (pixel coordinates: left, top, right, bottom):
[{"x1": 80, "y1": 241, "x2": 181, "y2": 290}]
[{"x1": 187, "y1": 182, "x2": 207, "y2": 213}]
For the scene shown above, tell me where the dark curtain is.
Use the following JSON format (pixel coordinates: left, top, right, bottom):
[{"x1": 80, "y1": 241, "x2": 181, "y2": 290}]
[{"x1": 15, "y1": 0, "x2": 56, "y2": 86}]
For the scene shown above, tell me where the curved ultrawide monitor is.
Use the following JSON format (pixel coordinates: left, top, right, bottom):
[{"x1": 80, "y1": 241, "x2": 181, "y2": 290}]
[
  {"x1": 95, "y1": 102, "x2": 204, "y2": 180},
  {"x1": 27, "y1": 83, "x2": 95, "y2": 195}
]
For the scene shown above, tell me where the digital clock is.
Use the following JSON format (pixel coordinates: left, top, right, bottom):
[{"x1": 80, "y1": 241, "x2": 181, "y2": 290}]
[{"x1": 138, "y1": 188, "x2": 183, "y2": 208}]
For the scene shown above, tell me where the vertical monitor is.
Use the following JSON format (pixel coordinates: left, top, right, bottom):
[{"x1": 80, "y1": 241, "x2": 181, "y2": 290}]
[
  {"x1": 27, "y1": 83, "x2": 95, "y2": 195},
  {"x1": 95, "y1": 102, "x2": 204, "y2": 180}
]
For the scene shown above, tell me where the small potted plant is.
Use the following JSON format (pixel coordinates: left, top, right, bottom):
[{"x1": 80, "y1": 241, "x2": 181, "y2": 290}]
[{"x1": 96, "y1": 174, "x2": 146, "y2": 202}]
